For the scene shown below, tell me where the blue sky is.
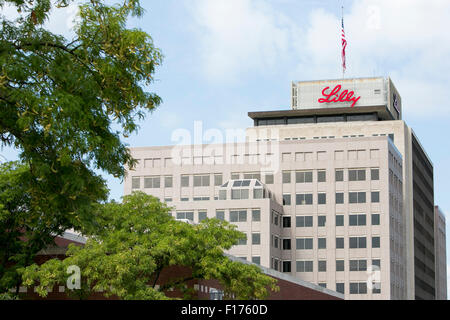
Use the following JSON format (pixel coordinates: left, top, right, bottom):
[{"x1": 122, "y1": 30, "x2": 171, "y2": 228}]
[{"x1": 1, "y1": 0, "x2": 450, "y2": 297}]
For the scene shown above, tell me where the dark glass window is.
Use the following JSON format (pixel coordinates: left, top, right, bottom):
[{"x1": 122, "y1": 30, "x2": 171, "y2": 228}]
[
  {"x1": 336, "y1": 193, "x2": 344, "y2": 204},
  {"x1": 318, "y1": 238, "x2": 326, "y2": 249},
  {"x1": 335, "y1": 170, "x2": 344, "y2": 182},
  {"x1": 336, "y1": 238, "x2": 344, "y2": 249},
  {"x1": 371, "y1": 214, "x2": 380, "y2": 225},
  {"x1": 371, "y1": 191, "x2": 380, "y2": 203}
]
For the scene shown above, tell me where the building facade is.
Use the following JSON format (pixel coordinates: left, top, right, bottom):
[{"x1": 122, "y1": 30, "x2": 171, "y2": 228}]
[
  {"x1": 434, "y1": 206, "x2": 447, "y2": 300},
  {"x1": 125, "y1": 77, "x2": 444, "y2": 300}
]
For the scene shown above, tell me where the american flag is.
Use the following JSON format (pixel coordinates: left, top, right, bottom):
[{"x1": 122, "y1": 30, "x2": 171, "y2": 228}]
[{"x1": 341, "y1": 16, "x2": 347, "y2": 74}]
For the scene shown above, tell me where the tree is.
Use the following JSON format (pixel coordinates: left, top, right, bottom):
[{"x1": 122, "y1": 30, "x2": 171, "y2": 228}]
[
  {"x1": 0, "y1": 0, "x2": 162, "y2": 294},
  {"x1": 20, "y1": 192, "x2": 279, "y2": 300}
]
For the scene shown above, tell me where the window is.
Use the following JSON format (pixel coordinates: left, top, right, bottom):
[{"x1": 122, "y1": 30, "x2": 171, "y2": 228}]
[
  {"x1": 372, "y1": 259, "x2": 381, "y2": 269},
  {"x1": 219, "y1": 190, "x2": 227, "y2": 200},
  {"x1": 349, "y1": 214, "x2": 366, "y2": 226},
  {"x1": 253, "y1": 188, "x2": 263, "y2": 199},
  {"x1": 335, "y1": 170, "x2": 344, "y2": 182},
  {"x1": 283, "y1": 194, "x2": 291, "y2": 206},
  {"x1": 296, "y1": 216, "x2": 313, "y2": 227},
  {"x1": 350, "y1": 260, "x2": 367, "y2": 271},
  {"x1": 177, "y1": 211, "x2": 194, "y2": 221},
  {"x1": 371, "y1": 214, "x2": 380, "y2": 225},
  {"x1": 164, "y1": 198, "x2": 172, "y2": 203},
  {"x1": 371, "y1": 191, "x2": 380, "y2": 203},
  {"x1": 349, "y1": 169, "x2": 366, "y2": 181},
  {"x1": 349, "y1": 192, "x2": 366, "y2": 204},
  {"x1": 318, "y1": 170, "x2": 326, "y2": 182},
  {"x1": 230, "y1": 210, "x2": 247, "y2": 222},
  {"x1": 350, "y1": 282, "x2": 367, "y2": 294},
  {"x1": 181, "y1": 175, "x2": 189, "y2": 187},
  {"x1": 272, "y1": 212, "x2": 279, "y2": 226},
  {"x1": 252, "y1": 209, "x2": 261, "y2": 222},
  {"x1": 282, "y1": 171, "x2": 291, "y2": 184},
  {"x1": 296, "y1": 193, "x2": 313, "y2": 205},
  {"x1": 144, "y1": 176, "x2": 160, "y2": 188},
  {"x1": 336, "y1": 215, "x2": 344, "y2": 227},
  {"x1": 372, "y1": 283, "x2": 381, "y2": 294},
  {"x1": 283, "y1": 261, "x2": 292, "y2": 273},
  {"x1": 237, "y1": 235, "x2": 247, "y2": 245},
  {"x1": 336, "y1": 260, "x2": 345, "y2": 271},
  {"x1": 318, "y1": 261, "x2": 327, "y2": 272},
  {"x1": 180, "y1": 197, "x2": 189, "y2": 202},
  {"x1": 296, "y1": 171, "x2": 313, "y2": 183},
  {"x1": 216, "y1": 210, "x2": 225, "y2": 221},
  {"x1": 296, "y1": 238, "x2": 313, "y2": 250},
  {"x1": 318, "y1": 283, "x2": 327, "y2": 289},
  {"x1": 273, "y1": 236, "x2": 279, "y2": 249},
  {"x1": 318, "y1": 238, "x2": 326, "y2": 249},
  {"x1": 193, "y1": 196, "x2": 210, "y2": 201},
  {"x1": 336, "y1": 193, "x2": 344, "y2": 204},
  {"x1": 252, "y1": 257, "x2": 261, "y2": 265},
  {"x1": 214, "y1": 174, "x2": 223, "y2": 186},
  {"x1": 296, "y1": 261, "x2": 313, "y2": 272},
  {"x1": 283, "y1": 216, "x2": 291, "y2": 228},
  {"x1": 318, "y1": 193, "x2": 327, "y2": 205},
  {"x1": 265, "y1": 173, "x2": 274, "y2": 184},
  {"x1": 283, "y1": 239, "x2": 291, "y2": 250},
  {"x1": 336, "y1": 283, "x2": 345, "y2": 294},
  {"x1": 336, "y1": 238, "x2": 345, "y2": 249},
  {"x1": 243, "y1": 173, "x2": 261, "y2": 180},
  {"x1": 372, "y1": 236, "x2": 381, "y2": 248},
  {"x1": 164, "y1": 176, "x2": 173, "y2": 188},
  {"x1": 231, "y1": 173, "x2": 240, "y2": 180},
  {"x1": 132, "y1": 177, "x2": 140, "y2": 189},
  {"x1": 198, "y1": 211, "x2": 207, "y2": 222},
  {"x1": 252, "y1": 233, "x2": 261, "y2": 245},
  {"x1": 273, "y1": 259, "x2": 279, "y2": 271},
  {"x1": 231, "y1": 189, "x2": 249, "y2": 200},
  {"x1": 318, "y1": 216, "x2": 326, "y2": 227},
  {"x1": 194, "y1": 175, "x2": 210, "y2": 187},
  {"x1": 371, "y1": 169, "x2": 380, "y2": 181},
  {"x1": 349, "y1": 237, "x2": 367, "y2": 249}
]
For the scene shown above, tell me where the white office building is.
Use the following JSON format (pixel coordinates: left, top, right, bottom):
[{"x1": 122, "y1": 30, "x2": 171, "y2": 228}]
[{"x1": 125, "y1": 77, "x2": 444, "y2": 300}]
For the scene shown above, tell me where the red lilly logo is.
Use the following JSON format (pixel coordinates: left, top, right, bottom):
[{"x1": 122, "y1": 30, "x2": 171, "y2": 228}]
[{"x1": 318, "y1": 85, "x2": 361, "y2": 108}]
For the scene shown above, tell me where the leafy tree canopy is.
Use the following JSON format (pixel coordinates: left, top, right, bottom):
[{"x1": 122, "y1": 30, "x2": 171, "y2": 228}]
[
  {"x1": 0, "y1": 0, "x2": 162, "y2": 294},
  {"x1": 20, "y1": 192, "x2": 279, "y2": 300}
]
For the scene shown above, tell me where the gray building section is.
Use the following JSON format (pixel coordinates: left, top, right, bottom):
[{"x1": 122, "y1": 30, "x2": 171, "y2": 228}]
[
  {"x1": 411, "y1": 134, "x2": 436, "y2": 299},
  {"x1": 434, "y1": 206, "x2": 447, "y2": 300}
]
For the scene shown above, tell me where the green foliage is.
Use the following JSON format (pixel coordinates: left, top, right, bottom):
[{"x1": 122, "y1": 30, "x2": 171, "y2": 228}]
[
  {"x1": 20, "y1": 193, "x2": 279, "y2": 300},
  {"x1": 0, "y1": 0, "x2": 162, "y2": 295}
]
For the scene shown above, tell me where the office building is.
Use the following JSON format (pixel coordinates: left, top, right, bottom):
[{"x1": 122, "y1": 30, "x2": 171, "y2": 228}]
[{"x1": 125, "y1": 77, "x2": 443, "y2": 300}]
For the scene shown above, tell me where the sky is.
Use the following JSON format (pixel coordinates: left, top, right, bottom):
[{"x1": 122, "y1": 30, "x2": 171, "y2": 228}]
[{"x1": 1, "y1": 0, "x2": 450, "y2": 297}]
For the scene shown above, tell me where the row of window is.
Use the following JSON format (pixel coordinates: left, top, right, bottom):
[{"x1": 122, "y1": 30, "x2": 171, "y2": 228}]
[
  {"x1": 282, "y1": 168, "x2": 379, "y2": 184},
  {"x1": 132, "y1": 174, "x2": 225, "y2": 189},
  {"x1": 274, "y1": 259, "x2": 381, "y2": 273},
  {"x1": 235, "y1": 233, "x2": 261, "y2": 245},
  {"x1": 131, "y1": 168, "x2": 382, "y2": 190},
  {"x1": 166, "y1": 191, "x2": 381, "y2": 204},
  {"x1": 273, "y1": 236, "x2": 381, "y2": 250},
  {"x1": 175, "y1": 209, "x2": 262, "y2": 223},
  {"x1": 273, "y1": 214, "x2": 381, "y2": 228},
  {"x1": 282, "y1": 192, "x2": 380, "y2": 206}
]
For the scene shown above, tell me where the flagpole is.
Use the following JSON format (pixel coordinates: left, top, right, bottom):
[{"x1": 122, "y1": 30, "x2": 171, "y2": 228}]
[{"x1": 342, "y1": 5, "x2": 345, "y2": 79}]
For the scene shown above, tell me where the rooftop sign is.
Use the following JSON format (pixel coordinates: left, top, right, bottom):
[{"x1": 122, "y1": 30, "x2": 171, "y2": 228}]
[{"x1": 318, "y1": 85, "x2": 361, "y2": 108}]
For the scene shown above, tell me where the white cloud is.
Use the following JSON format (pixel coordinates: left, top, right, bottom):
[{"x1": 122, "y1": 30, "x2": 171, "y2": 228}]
[
  {"x1": 189, "y1": 0, "x2": 450, "y2": 117},
  {"x1": 293, "y1": 0, "x2": 450, "y2": 116},
  {"x1": 0, "y1": 2, "x2": 80, "y2": 38},
  {"x1": 189, "y1": 0, "x2": 298, "y2": 82}
]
